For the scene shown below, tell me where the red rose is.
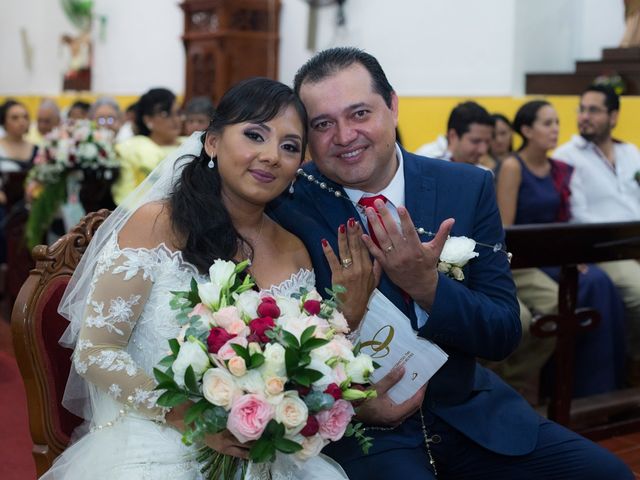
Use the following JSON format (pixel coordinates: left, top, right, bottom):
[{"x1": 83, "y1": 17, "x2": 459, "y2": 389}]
[
  {"x1": 300, "y1": 415, "x2": 320, "y2": 437},
  {"x1": 303, "y1": 300, "x2": 321, "y2": 315},
  {"x1": 296, "y1": 385, "x2": 311, "y2": 397},
  {"x1": 324, "y1": 383, "x2": 343, "y2": 400},
  {"x1": 249, "y1": 316, "x2": 276, "y2": 343},
  {"x1": 207, "y1": 327, "x2": 236, "y2": 353},
  {"x1": 257, "y1": 299, "x2": 281, "y2": 319}
]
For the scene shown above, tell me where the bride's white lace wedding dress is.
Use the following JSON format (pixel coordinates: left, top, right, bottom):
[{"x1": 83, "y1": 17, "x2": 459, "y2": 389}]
[{"x1": 41, "y1": 234, "x2": 347, "y2": 480}]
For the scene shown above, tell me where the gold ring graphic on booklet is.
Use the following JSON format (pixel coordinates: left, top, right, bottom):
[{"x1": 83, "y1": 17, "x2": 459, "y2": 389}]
[{"x1": 360, "y1": 325, "x2": 395, "y2": 358}]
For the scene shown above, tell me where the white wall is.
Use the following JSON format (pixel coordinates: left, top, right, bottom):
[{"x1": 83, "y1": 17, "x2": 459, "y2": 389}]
[{"x1": 0, "y1": 0, "x2": 627, "y2": 97}]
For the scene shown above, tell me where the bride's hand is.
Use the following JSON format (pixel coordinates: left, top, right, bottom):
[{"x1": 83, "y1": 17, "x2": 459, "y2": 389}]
[
  {"x1": 205, "y1": 430, "x2": 252, "y2": 459},
  {"x1": 322, "y1": 217, "x2": 382, "y2": 329}
]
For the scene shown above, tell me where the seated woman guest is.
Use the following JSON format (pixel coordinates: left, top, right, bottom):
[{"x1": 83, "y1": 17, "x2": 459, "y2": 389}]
[
  {"x1": 89, "y1": 97, "x2": 122, "y2": 134},
  {"x1": 481, "y1": 113, "x2": 513, "y2": 173},
  {"x1": 112, "y1": 88, "x2": 183, "y2": 204},
  {"x1": 496, "y1": 100, "x2": 626, "y2": 397},
  {"x1": 182, "y1": 96, "x2": 215, "y2": 136}
]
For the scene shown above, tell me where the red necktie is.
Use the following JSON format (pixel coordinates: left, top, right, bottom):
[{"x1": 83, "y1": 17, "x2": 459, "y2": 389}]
[{"x1": 358, "y1": 194, "x2": 388, "y2": 248}]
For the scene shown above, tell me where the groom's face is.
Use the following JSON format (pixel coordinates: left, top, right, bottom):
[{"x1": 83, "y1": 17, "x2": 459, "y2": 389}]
[{"x1": 298, "y1": 63, "x2": 399, "y2": 193}]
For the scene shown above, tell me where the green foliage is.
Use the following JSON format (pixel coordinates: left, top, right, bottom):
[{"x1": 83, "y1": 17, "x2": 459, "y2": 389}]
[
  {"x1": 249, "y1": 420, "x2": 302, "y2": 463},
  {"x1": 26, "y1": 176, "x2": 67, "y2": 250},
  {"x1": 345, "y1": 422, "x2": 374, "y2": 454}
]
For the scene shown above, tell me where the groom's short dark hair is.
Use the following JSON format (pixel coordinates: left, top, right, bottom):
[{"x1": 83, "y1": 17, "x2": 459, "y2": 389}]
[{"x1": 293, "y1": 47, "x2": 394, "y2": 108}]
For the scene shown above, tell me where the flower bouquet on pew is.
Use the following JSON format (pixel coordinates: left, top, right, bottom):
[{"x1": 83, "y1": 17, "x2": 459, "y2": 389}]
[{"x1": 154, "y1": 259, "x2": 377, "y2": 479}]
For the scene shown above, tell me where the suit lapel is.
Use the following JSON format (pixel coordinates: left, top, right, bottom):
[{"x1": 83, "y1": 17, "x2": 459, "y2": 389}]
[{"x1": 403, "y1": 149, "x2": 437, "y2": 240}]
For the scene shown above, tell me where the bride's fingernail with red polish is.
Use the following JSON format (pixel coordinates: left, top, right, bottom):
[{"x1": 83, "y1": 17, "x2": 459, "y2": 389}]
[
  {"x1": 321, "y1": 239, "x2": 328, "y2": 247},
  {"x1": 339, "y1": 224, "x2": 345, "y2": 233},
  {"x1": 348, "y1": 217, "x2": 355, "y2": 228}
]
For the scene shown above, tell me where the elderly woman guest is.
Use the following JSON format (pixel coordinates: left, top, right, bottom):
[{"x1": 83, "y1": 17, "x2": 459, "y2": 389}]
[
  {"x1": 182, "y1": 96, "x2": 215, "y2": 136},
  {"x1": 89, "y1": 97, "x2": 122, "y2": 134},
  {"x1": 111, "y1": 88, "x2": 183, "y2": 205},
  {"x1": 496, "y1": 100, "x2": 626, "y2": 397}
]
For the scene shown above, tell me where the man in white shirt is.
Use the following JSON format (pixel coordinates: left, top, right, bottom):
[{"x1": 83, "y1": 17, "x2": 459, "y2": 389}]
[
  {"x1": 555, "y1": 84, "x2": 640, "y2": 385},
  {"x1": 415, "y1": 101, "x2": 493, "y2": 166}
]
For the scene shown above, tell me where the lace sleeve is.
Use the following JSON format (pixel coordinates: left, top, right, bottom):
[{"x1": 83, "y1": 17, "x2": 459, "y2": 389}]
[{"x1": 72, "y1": 243, "x2": 166, "y2": 420}]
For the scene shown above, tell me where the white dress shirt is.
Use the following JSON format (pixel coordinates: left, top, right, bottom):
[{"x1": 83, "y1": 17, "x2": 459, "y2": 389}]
[
  {"x1": 344, "y1": 145, "x2": 430, "y2": 328},
  {"x1": 554, "y1": 135, "x2": 640, "y2": 223}
]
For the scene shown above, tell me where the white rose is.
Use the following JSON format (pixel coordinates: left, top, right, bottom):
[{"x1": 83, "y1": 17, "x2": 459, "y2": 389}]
[
  {"x1": 202, "y1": 368, "x2": 242, "y2": 410},
  {"x1": 228, "y1": 356, "x2": 247, "y2": 377},
  {"x1": 276, "y1": 296, "x2": 301, "y2": 319},
  {"x1": 308, "y1": 357, "x2": 334, "y2": 388},
  {"x1": 304, "y1": 289, "x2": 323, "y2": 302},
  {"x1": 234, "y1": 290, "x2": 260, "y2": 319},
  {"x1": 294, "y1": 434, "x2": 326, "y2": 462},
  {"x1": 264, "y1": 376, "x2": 286, "y2": 396},
  {"x1": 172, "y1": 340, "x2": 211, "y2": 387},
  {"x1": 236, "y1": 369, "x2": 266, "y2": 394},
  {"x1": 260, "y1": 343, "x2": 286, "y2": 378},
  {"x1": 278, "y1": 315, "x2": 308, "y2": 341},
  {"x1": 198, "y1": 282, "x2": 221, "y2": 309},
  {"x1": 311, "y1": 336, "x2": 354, "y2": 364},
  {"x1": 328, "y1": 311, "x2": 350, "y2": 334},
  {"x1": 209, "y1": 260, "x2": 237, "y2": 288},
  {"x1": 345, "y1": 354, "x2": 374, "y2": 384},
  {"x1": 439, "y1": 236, "x2": 479, "y2": 267},
  {"x1": 275, "y1": 393, "x2": 308, "y2": 435},
  {"x1": 77, "y1": 142, "x2": 98, "y2": 160}
]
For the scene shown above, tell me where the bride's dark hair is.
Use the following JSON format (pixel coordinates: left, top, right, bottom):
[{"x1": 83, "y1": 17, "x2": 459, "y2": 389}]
[{"x1": 170, "y1": 77, "x2": 308, "y2": 274}]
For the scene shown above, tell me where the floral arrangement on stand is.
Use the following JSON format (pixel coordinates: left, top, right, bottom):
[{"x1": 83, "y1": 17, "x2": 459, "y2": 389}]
[
  {"x1": 155, "y1": 259, "x2": 377, "y2": 479},
  {"x1": 26, "y1": 119, "x2": 119, "y2": 249}
]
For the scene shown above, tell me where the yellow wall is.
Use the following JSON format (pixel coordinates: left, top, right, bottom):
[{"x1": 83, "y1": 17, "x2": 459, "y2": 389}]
[
  {"x1": 3, "y1": 94, "x2": 639, "y2": 152},
  {"x1": 399, "y1": 95, "x2": 640, "y2": 152}
]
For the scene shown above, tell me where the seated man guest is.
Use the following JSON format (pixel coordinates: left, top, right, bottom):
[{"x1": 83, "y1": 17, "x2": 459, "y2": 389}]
[{"x1": 554, "y1": 84, "x2": 640, "y2": 386}]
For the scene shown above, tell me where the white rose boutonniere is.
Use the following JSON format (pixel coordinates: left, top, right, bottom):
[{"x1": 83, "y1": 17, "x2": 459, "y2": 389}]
[{"x1": 437, "y1": 236, "x2": 479, "y2": 281}]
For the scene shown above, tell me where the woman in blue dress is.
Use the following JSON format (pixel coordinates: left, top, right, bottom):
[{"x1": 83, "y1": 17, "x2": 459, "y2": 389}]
[{"x1": 496, "y1": 100, "x2": 625, "y2": 396}]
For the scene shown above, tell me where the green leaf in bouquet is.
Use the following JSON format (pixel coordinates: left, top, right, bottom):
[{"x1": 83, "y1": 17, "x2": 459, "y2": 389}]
[
  {"x1": 292, "y1": 368, "x2": 323, "y2": 387},
  {"x1": 202, "y1": 406, "x2": 229, "y2": 434},
  {"x1": 188, "y1": 277, "x2": 200, "y2": 305},
  {"x1": 184, "y1": 365, "x2": 199, "y2": 394},
  {"x1": 168, "y1": 339, "x2": 181, "y2": 356},
  {"x1": 184, "y1": 398, "x2": 210, "y2": 425},
  {"x1": 176, "y1": 310, "x2": 191, "y2": 325},
  {"x1": 169, "y1": 293, "x2": 190, "y2": 310},
  {"x1": 250, "y1": 437, "x2": 277, "y2": 463},
  {"x1": 274, "y1": 437, "x2": 303, "y2": 454},
  {"x1": 298, "y1": 352, "x2": 311, "y2": 367},
  {"x1": 345, "y1": 422, "x2": 374, "y2": 454},
  {"x1": 285, "y1": 348, "x2": 300, "y2": 377},
  {"x1": 249, "y1": 353, "x2": 265, "y2": 369},
  {"x1": 281, "y1": 330, "x2": 300, "y2": 349},
  {"x1": 300, "y1": 326, "x2": 316, "y2": 345},
  {"x1": 153, "y1": 367, "x2": 176, "y2": 386},
  {"x1": 300, "y1": 337, "x2": 330, "y2": 353},
  {"x1": 265, "y1": 418, "x2": 285, "y2": 438},
  {"x1": 303, "y1": 391, "x2": 335, "y2": 413},
  {"x1": 230, "y1": 344, "x2": 251, "y2": 364},
  {"x1": 157, "y1": 353, "x2": 176, "y2": 368},
  {"x1": 154, "y1": 380, "x2": 180, "y2": 391},
  {"x1": 264, "y1": 327, "x2": 279, "y2": 341},
  {"x1": 156, "y1": 390, "x2": 189, "y2": 408}
]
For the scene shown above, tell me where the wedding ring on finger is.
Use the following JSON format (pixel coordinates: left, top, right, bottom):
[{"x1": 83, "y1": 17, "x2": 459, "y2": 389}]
[
  {"x1": 341, "y1": 258, "x2": 353, "y2": 269},
  {"x1": 384, "y1": 244, "x2": 395, "y2": 253}
]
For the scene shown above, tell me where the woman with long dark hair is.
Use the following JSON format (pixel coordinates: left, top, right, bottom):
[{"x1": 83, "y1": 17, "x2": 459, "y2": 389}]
[
  {"x1": 496, "y1": 100, "x2": 626, "y2": 397},
  {"x1": 41, "y1": 78, "x2": 364, "y2": 479}
]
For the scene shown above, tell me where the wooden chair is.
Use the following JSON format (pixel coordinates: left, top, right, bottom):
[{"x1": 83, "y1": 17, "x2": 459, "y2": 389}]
[
  {"x1": 11, "y1": 209, "x2": 110, "y2": 476},
  {"x1": 506, "y1": 221, "x2": 640, "y2": 440}
]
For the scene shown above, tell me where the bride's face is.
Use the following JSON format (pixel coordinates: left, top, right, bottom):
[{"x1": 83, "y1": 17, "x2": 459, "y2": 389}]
[{"x1": 206, "y1": 105, "x2": 304, "y2": 206}]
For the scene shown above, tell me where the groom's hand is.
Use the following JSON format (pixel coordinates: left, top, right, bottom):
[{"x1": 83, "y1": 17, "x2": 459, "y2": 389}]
[
  {"x1": 361, "y1": 200, "x2": 454, "y2": 311},
  {"x1": 355, "y1": 366, "x2": 427, "y2": 427}
]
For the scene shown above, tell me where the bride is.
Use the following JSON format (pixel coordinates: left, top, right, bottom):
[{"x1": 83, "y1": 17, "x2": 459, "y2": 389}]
[{"x1": 41, "y1": 78, "x2": 374, "y2": 479}]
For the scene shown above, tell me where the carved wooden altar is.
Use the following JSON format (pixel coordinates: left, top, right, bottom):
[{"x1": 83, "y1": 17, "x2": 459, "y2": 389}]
[{"x1": 181, "y1": 0, "x2": 281, "y2": 104}]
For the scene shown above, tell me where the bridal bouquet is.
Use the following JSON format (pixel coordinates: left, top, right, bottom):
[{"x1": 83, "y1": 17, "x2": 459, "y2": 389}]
[
  {"x1": 154, "y1": 260, "x2": 377, "y2": 479},
  {"x1": 26, "y1": 119, "x2": 119, "y2": 248}
]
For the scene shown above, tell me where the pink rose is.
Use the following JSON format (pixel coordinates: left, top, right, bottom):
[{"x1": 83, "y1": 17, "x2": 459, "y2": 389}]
[
  {"x1": 213, "y1": 306, "x2": 249, "y2": 336},
  {"x1": 190, "y1": 303, "x2": 215, "y2": 327},
  {"x1": 227, "y1": 394, "x2": 275, "y2": 443},
  {"x1": 207, "y1": 328, "x2": 236, "y2": 354},
  {"x1": 257, "y1": 299, "x2": 281, "y2": 319},
  {"x1": 217, "y1": 336, "x2": 248, "y2": 361},
  {"x1": 316, "y1": 400, "x2": 355, "y2": 441},
  {"x1": 249, "y1": 316, "x2": 276, "y2": 343},
  {"x1": 303, "y1": 300, "x2": 321, "y2": 315}
]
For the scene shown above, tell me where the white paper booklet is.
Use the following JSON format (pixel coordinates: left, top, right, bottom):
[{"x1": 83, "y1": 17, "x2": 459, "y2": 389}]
[{"x1": 356, "y1": 289, "x2": 448, "y2": 404}]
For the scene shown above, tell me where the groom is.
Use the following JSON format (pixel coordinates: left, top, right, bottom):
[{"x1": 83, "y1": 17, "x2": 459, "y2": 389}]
[{"x1": 269, "y1": 47, "x2": 631, "y2": 479}]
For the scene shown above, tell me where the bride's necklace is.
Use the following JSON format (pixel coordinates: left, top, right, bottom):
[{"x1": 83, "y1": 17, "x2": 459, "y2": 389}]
[{"x1": 296, "y1": 168, "x2": 512, "y2": 260}]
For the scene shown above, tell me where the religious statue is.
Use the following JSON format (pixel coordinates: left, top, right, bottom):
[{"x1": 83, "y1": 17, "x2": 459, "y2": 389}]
[{"x1": 621, "y1": 0, "x2": 640, "y2": 47}]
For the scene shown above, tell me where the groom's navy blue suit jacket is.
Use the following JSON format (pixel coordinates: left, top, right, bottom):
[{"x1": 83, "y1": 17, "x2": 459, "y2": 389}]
[{"x1": 269, "y1": 149, "x2": 539, "y2": 463}]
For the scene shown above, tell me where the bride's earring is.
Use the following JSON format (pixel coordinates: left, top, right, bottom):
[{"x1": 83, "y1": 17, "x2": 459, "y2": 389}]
[
  {"x1": 208, "y1": 155, "x2": 216, "y2": 169},
  {"x1": 288, "y1": 180, "x2": 295, "y2": 194}
]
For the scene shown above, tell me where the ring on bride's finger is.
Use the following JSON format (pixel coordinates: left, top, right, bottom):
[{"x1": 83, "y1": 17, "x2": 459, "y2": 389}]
[
  {"x1": 341, "y1": 258, "x2": 353, "y2": 269},
  {"x1": 384, "y1": 244, "x2": 395, "y2": 253}
]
